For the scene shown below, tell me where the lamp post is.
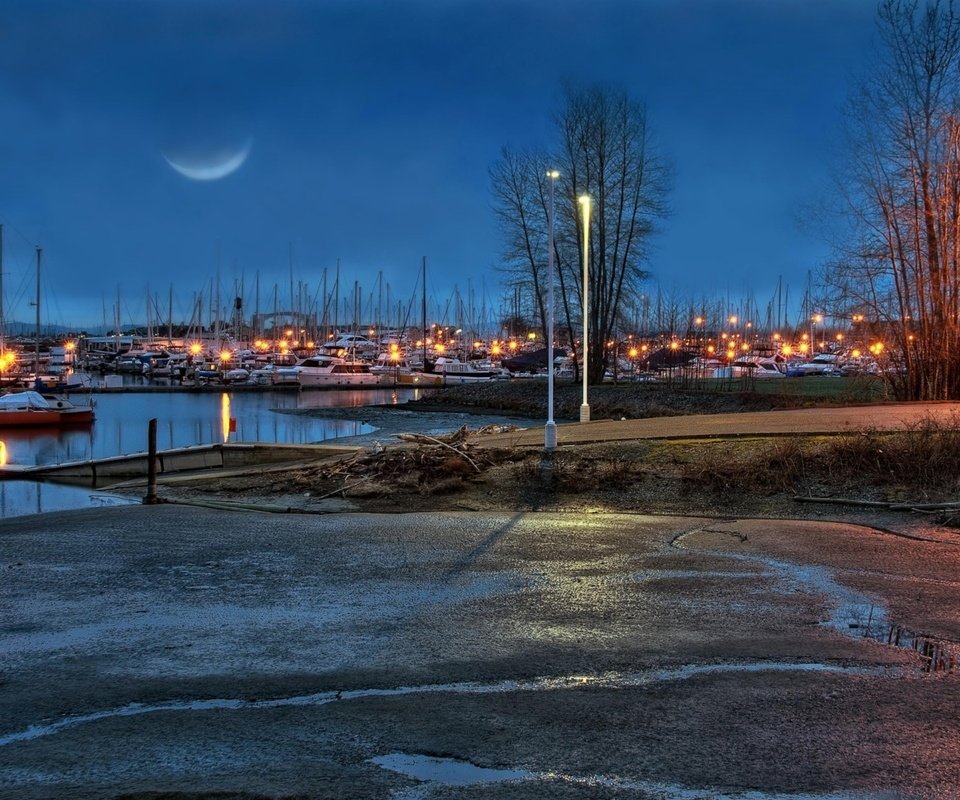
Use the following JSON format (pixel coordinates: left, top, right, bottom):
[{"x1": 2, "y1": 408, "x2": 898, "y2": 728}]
[
  {"x1": 544, "y1": 170, "x2": 560, "y2": 451},
  {"x1": 578, "y1": 194, "x2": 592, "y2": 423}
]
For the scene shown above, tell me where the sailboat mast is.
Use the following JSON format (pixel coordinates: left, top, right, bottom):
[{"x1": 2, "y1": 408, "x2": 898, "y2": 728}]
[
  {"x1": 421, "y1": 256, "x2": 427, "y2": 366},
  {"x1": 0, "y1": 223, "x2": 4, "y2": 357},
  {"x1": 35, "y1": 246, "x2": 41, "y2": 381}
]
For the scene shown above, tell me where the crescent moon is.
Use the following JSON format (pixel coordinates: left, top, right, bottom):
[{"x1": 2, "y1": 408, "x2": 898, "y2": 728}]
[{"x1": 162, "y1": 138, "x2": 252, "y2": 181}]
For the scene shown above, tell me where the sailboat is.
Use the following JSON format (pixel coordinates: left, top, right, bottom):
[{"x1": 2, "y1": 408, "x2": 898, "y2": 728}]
[{"x1": 0, "y1": 247, "x2": 95, "y2": 426}]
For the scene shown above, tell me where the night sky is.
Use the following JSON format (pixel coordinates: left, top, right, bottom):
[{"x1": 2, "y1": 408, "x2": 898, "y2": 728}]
[{"x1": 0, "y1": 0, "x2": 877, "y2": 331}]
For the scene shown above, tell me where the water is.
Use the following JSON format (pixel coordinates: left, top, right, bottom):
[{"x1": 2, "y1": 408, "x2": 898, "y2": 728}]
[
  {"x1": 0, "y1": 387, "x2": 425, "y2": 518},
  {"x1": 0, "y1": 387, "x2": 422, "y2": 468}
]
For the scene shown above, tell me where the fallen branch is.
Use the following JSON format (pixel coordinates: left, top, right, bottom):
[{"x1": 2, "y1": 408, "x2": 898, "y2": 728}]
[
  {"x1": 793, "y1": 496, "x2": 892, "y2": 508},
  {"x1": 154, "y1": 497, "x2": 325, "y2": 514},
  {"x1": 888, "y1": 501, "x2": 960, "y2": 511},
  {"x1": 316, "y1": 475, "x2": 375, "y2": 500},
  {"x1": 393, "y1": 432, "x2": 481, "y2": 472}
]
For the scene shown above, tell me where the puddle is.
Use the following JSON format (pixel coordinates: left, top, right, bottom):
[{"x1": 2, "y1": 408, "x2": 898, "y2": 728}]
[
  {"x1": 372, "y1": 753, "x2": 531, "y2": 786},
  {"x1": 0, "y1": 661, "x2": 886, "y2": 748},
  {"x1": 672, "y1": 527, "x2": 960, "y2": 673},
  {"x1": 371, "y1": 752, "x2": 903, "y2": 799}
]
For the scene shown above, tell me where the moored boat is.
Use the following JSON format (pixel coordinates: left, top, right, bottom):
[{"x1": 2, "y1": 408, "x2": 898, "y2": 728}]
[
  {"x1": 399, "y1": 357, "x2": 500, "y2": 386},
  {"x1": 0, "y1": 391, "x2": 95, "y2": 426},
  {"x1": 281, "y1": 354, "x2": 379, "y2": 387}
]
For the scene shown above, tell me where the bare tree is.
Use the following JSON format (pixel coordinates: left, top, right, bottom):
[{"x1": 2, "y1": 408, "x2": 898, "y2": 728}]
[
  {"x1": 491, "y1": 83, "x2": 671, "y2": 383},
  {"x1": 831, "y1": 0, "x2": 960, "y2": 399}
]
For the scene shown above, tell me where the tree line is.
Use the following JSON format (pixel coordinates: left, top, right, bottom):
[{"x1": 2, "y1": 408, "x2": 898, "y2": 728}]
[{"x1": 495, "y1": 1, "x2": 960, "y2": 400}]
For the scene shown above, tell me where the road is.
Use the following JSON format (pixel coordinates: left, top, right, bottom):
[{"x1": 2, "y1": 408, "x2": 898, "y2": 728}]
[
  {"x1": 2, "y1": 505, "x2": 960, "y2": 798},
  {"x1": 476, "y1": 401, "x2": 960, "y2": 447}
]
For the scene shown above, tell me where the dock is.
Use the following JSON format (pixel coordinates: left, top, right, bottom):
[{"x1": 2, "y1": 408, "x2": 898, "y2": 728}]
[{"x1": 0, "y1": 442, "x2": 359, "y2": 486}]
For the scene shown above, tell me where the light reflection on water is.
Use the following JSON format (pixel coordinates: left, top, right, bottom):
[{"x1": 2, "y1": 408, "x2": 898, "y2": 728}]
[
  {"x1": 0, "y1": 388, "x2": 421, "y2": 468},
  {"x1": 0, "y1": 387, "x2": 422, "y2": 519}
]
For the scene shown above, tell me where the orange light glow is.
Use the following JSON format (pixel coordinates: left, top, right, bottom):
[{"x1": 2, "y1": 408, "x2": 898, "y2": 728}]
[
  {"x1": 509, "y1": 341, "x2": 518, "y2": 352},
  {"x1": 64, "y1": 341, "x2": 76, "y2": 352},
  {"x1": 190, "y1": 343, "x2": 203, "y2": 356},
  {"x1": 492, "y1": 343, "x2": 502, "y2": 355},
  {"x1": 221, "y1": 394, "x2": 232, "y2": 443},
  {"x1": 628, "y1": 347, "x2": 638, "y2": 358}
]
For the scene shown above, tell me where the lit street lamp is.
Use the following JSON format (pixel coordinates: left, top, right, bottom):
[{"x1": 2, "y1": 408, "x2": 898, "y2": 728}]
[
  {"x1": 579, "y1": 194, "x2": 592, "y2": 423},
  {"x1": 545, "y1": 170, "x2": 560, "y2": 451}
]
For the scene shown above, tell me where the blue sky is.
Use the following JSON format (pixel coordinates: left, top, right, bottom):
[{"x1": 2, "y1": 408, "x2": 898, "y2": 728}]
[{"x1": 0, "y1": 0, "x2": 877, "y2": 330}]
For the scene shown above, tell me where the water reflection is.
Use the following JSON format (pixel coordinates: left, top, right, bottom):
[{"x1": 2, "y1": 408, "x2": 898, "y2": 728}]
[
  {"x1": 0, "y1": 481, "x2": 136, "y2": 517},
  {"x1": 0, "y1": 388, "x2": 421, "y2": 468},
  {"x1": 221, "y1": 393, "x2": 232, "y2": 443}
]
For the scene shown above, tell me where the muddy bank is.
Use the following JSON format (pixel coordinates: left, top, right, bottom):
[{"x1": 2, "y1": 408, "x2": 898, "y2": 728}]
[{"x1": 405, "y1": 380, "x2": 827, "y2": 419}]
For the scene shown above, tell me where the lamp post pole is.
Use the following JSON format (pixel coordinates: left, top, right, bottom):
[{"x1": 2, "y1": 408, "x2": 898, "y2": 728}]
[
  {"x1": 545, "y1": 170, "x2": 560, "y2": 451},
  {"x1": 578, "y1": 194, "x2": 592, "y2": 423}
]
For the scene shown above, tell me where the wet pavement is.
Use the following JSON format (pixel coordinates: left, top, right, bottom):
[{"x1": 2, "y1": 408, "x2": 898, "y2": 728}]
[{"x1": 2, "y1": 507, "x2": 960, "y2": 798}]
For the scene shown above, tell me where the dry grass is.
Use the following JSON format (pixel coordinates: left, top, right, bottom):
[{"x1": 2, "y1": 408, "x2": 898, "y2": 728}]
[{"x1": 672, "y1": 416, "x2": 960, "y2": 501}]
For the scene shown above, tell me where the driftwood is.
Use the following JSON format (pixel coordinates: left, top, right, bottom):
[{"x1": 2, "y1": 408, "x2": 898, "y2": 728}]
[
  {"x1": 794, "y1": 495, "x2": 960, "y2": 513},
  {"x1": 793, "y1": 496, "x2": 891, "y2": 508},
  {"x1": 393, "y1": 431, "x2": 481, "y2": 472}
]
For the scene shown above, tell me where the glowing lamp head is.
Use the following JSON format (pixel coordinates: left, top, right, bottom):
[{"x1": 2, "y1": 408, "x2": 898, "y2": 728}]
[
  {"x1": 190, "y1": 343, "x2": 203, "y2": 356},
  {"x1": 628, "y1": 347, "x2": 638, "y2": 358},
  {"x1": 219, "y1": 350, "x2": 232, "y2": 362},
  {"x1": 546, "y1": 170, "x2": 560, "y2": 179},
  {"x1": 65, "y1": 341, "x2": 76, "y2": 352},
  {"x1": 509, "y1": 341, "x2": 518, "y2": 351}
]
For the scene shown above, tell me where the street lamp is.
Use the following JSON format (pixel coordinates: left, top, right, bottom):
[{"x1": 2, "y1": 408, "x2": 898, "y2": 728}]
[
  {"x1": 545, "y1": 170, "x2": 560, "y2": 451},
  {"x1": 579, "y1": 194, "x2": 592, "y2": 423}
]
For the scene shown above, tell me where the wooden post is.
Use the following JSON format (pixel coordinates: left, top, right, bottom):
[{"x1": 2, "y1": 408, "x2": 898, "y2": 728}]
[{"x1": 144, "y1": 418, "x2": 159, "y2": 505}]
